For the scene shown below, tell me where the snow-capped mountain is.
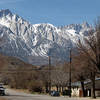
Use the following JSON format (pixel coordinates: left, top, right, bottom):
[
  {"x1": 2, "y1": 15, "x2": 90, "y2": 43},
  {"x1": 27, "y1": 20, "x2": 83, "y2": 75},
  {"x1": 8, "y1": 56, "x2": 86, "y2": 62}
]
[{"x1": 0, "y1": 9, "x2": 91, "y2": 65}]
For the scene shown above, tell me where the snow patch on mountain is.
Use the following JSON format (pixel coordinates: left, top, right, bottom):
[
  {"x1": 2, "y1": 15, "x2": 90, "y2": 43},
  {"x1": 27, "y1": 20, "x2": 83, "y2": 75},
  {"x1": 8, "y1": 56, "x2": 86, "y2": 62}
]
[{"x1": 0, "y1": 9, "x2": 92, "y2": 65}]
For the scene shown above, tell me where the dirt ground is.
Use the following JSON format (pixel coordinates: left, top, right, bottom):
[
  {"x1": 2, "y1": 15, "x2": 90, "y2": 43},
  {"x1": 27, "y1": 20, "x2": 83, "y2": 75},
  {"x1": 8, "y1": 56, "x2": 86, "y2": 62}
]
[
  {"x1": 1, "y1": 88, "x2": 100, "y2": 100},
  {"x1": 0, "y1": 97, "x2": 7, "y2": 100}
]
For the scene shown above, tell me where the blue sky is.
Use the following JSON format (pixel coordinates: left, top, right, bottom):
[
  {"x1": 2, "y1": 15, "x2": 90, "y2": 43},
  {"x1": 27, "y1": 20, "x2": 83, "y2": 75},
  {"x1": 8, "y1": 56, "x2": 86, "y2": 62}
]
[{"x1": 0, "y1": 0, "x2": 99, "y2": 26}]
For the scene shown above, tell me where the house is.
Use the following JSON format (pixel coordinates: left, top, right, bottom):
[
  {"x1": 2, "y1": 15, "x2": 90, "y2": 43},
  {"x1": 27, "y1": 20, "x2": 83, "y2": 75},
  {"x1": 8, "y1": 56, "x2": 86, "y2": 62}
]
[
  {"x1": 71, "y1": 82, "x2": 82, "y2": 97},
  {"x1": 71, "y1": 78, "x2": 100, "y2": 97},
  {"x1": 85, "y1": 78, "x2": 100, "y2": 97}
]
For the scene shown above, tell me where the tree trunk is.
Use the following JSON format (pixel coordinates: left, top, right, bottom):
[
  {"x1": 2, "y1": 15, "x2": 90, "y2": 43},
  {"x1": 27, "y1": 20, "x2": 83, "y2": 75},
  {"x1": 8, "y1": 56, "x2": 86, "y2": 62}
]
[
  {"x1": 62, "y1": 86, "x2": 64, "y2": 92},
  {"x1": 59, "y1": 86, "x2": 61, "y2": 92},
  {"x1": 81, "y1": 81, "x2": 85, "y2": 97},
  {"x1": 56, "y1": 85, "x2": 59, "y2": 92},
  {"x1": 91, "y1": 72, "x2": 96, "y2": 98},
  {"x1": 48, "y1": 82, "x2": 51, "y2": 94},
  {"x1": 45, "y1": 82, "x2": 49, "y2": 93}
]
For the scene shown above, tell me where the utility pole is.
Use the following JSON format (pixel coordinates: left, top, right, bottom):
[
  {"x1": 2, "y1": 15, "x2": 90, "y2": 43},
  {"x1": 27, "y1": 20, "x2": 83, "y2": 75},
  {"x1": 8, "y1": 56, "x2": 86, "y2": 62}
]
[
  {"x1": 48, "y1": 56, "x2": 51, "y2": 94},
  {"x1": 69, "y1": 48, "x2": 72, "y2": 97}
]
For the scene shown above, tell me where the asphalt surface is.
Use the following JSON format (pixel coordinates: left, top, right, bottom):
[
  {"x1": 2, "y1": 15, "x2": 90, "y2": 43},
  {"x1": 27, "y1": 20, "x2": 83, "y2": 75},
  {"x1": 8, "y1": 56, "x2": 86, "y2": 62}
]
[{"x1": 1, "y1": 89, "x2": 93, "y2": 100}]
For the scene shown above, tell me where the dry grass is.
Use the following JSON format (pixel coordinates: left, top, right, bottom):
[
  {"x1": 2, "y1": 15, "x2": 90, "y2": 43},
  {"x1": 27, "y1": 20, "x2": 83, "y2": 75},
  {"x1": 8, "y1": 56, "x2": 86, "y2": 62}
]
[{"x1": 13, "y1": 88, "x2": 30, "y2": 94}]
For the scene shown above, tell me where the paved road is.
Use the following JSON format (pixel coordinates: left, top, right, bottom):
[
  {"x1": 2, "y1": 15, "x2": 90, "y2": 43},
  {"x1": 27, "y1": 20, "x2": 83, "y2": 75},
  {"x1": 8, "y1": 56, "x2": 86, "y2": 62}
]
[{"x1": 1, "y1": 89, "x2": 91, "y2": 100}]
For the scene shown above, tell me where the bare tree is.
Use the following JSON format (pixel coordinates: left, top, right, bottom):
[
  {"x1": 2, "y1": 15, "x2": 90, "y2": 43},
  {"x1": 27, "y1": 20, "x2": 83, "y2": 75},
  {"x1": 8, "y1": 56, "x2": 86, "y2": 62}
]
[
  {"x1": 51, "y1": 63, "x2": 69, "y2": 92},
  {"x1": 77, "y1": 18, "x2": 100, "y2": 71},
  {"x1": 72, "y1": 53, "x2": 90, "y2": 97},
  {"x1": 76, "y1": 18, "x2": 100, "y2": 98}
]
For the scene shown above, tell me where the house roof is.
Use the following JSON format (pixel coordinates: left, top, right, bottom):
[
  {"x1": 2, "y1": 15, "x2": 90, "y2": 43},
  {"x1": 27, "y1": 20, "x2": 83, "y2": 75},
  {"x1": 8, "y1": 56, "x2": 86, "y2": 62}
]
[
  {"x1": 85, "y1": 78, "x2": 100, "y2": 89},
  {"x1": 71, "y1": 78, "x2": 100, "y2": 89}
]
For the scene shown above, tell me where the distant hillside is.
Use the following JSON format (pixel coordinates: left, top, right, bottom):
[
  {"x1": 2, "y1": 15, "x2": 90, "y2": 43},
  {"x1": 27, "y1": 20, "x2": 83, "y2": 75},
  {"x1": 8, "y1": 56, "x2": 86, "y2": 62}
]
[{"x1": 0, "y1": 54, "x2": 38, "y2": 71}]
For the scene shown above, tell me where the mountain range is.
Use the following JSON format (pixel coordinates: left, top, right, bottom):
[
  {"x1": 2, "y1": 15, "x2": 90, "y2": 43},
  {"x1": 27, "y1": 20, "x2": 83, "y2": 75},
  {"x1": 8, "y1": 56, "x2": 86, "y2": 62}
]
[{"x1": 0, "y1": 9, "x2": 92, "y2": 65}]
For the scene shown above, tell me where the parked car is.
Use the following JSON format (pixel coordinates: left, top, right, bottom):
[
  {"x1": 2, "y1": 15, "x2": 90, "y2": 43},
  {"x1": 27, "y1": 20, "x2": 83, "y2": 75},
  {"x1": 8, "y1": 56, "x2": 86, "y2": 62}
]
[
  {"x1": 62, "y1": 89, "x2": 71, "y2": 96},
  {"x1": 50, "y1": 91, "x2": 60, "y2": 96},
  {"x1": 0, "y1": 85, "x2": 5, "y2": 96}
]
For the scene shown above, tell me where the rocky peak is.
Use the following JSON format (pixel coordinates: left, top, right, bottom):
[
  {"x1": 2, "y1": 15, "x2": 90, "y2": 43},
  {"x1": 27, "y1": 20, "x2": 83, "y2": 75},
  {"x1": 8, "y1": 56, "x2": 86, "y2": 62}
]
[
  {"x1": 0, "y1": 9, "x2": 12, "y2": 17},
  {"x1": 82, "y1": 21, "x2": 90, "y2": 28}
]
